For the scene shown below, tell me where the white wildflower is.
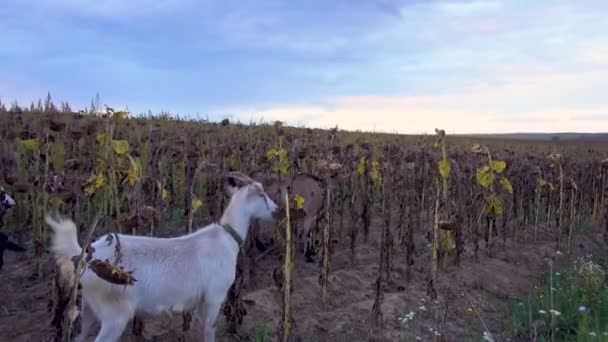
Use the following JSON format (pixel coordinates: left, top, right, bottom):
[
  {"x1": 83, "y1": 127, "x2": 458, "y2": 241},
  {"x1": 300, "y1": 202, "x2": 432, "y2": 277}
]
[{"x1": 550, "y1": 309, "x2": 561, "y2": 316}]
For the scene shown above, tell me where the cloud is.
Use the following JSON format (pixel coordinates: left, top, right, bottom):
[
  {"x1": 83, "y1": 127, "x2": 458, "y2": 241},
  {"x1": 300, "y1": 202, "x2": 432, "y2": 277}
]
[
  {"x1": 0, "y1": 0, "x2": 607, "y2": 133},
  {"x1": 229, "y1": 66, "x2": 608, "y2": 134}
]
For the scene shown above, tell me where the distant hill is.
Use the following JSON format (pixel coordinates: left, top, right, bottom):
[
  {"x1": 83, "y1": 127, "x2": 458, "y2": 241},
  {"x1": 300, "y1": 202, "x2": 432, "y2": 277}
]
[{"x1": 461, "y1": 132, "x2": 608, "y2": 142}]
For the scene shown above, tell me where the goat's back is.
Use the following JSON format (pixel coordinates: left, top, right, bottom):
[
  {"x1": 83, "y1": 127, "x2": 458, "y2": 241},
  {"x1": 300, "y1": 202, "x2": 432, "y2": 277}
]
[
  {"x1": 249, "y1": 171, "x2": 325, "y2": 215},
  {"x1": 81, "y1": 226, "x2": 236, "y2": 315}
]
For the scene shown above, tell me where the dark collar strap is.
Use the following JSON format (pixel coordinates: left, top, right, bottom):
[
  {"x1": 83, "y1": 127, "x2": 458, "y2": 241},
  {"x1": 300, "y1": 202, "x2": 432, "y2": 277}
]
[{"x1": 222, "y1": 223, "x2": 243, "y2": 247}]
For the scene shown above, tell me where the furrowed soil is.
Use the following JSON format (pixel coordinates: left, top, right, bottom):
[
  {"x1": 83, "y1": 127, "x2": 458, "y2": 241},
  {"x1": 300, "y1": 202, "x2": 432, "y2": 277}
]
[{"x1": 0, "y1": 216, "x2": 603, "y2": 342}]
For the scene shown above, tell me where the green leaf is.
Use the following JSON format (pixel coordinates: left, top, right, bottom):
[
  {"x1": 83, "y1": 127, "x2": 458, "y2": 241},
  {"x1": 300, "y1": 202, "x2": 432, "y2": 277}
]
[
  {"x1": 50, "y1": 140, "x2": 66, "y2": 171},
  {"x1": 437, "y1": 159, "x2": 451, "y2": 178},
  {"x1": 476, "y1": 165, "x2": 494, "y2": 188},
  {"x1": 440, "y1": 231, "x2": 456, "y2": 253},
  {"x1": 19, "y1": 138, "x2": 40, "y2": 150},
  {"x1": 499, "y1": 177, "x2": 513, "y2": 194},
  {"x1": 490, "y1": 160, "x2": 507, "y2": 174},
  {"x1": 111, "y1": 140, "x2": 130, "y2": 155}
]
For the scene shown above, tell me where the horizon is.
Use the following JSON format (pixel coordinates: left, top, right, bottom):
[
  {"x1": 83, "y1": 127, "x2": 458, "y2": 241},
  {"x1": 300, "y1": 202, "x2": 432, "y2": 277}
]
[{"x1": 1, "y1": 0, "x2": 607, "y2": 134}]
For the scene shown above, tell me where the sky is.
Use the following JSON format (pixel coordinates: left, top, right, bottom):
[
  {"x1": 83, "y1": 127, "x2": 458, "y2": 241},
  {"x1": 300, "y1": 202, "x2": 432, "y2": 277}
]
[{"x1": 0, "y1": 0, "x2": 607, "y2": 134}]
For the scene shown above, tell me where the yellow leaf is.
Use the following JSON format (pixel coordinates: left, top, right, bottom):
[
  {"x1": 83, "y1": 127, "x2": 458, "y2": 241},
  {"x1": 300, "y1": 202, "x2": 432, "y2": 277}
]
[
  {"x1": 96, "y1": 133, "x2": 105, "y2": 144},
  {"x1": 357, "y1": 156, "x2": 366, "y2": 175},
  {"x1": 499, "y1": 177, "x2": 513, "y2": 194},
  {"x1": 486, "y1": 196, "x2": 504, "y2": 216},
  {"x1": 292, "y1": 194, "x2": 305, "y2": 210},
  {"x1": 476, "y1": 166, "x2": 494, "y2": 188},
  {"x1": 112, "y1": 140, "x2": 130, "y2": 155},
  {"x1": 84, "y1": 173, "x2": 106, "y2": 197},
  {"x1": 437, "y1": 159, "x2": 451, "y2": 178},
  {"x1": 434, "y1": 140, "x2": 444, "y2": 149},
  {"x1": 539, "y1": 179, "x2": 555, "y2": 191},
  {"x1": 265, "y1": 148, "x2": 277, "y2": 160},
  {"x1": 122, "y1": 155, "x2": 141, "y2": 186},
  {"x1": 19, "y1": 139, "x2": 40, "y2": 150},
  {"x1": 192, "y1": 196, "x2": 203, "y2": 213},
  {"x1": 112, "y1": 111, "x2": 130, "y2": 119},
  {"x1": 490, "y1": 160, "x2": 507, "y2": 174},
  {"x1": 156, "y1": 180, "x2": 170, "y2": 201},
  {"x1": 370, "y1": 160, "x2": 382, "y2": 183}
]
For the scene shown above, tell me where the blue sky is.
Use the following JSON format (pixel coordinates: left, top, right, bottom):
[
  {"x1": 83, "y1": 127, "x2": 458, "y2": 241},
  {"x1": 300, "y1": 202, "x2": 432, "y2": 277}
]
[{"x1": 0, "y1": 0, "x2": 607, "y2": 133}]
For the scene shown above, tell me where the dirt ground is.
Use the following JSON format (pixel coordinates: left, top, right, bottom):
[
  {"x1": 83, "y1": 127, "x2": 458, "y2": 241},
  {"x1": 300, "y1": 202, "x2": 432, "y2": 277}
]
[{"x1": 0, "y1": 216, "x2": 604, "y2": 342}]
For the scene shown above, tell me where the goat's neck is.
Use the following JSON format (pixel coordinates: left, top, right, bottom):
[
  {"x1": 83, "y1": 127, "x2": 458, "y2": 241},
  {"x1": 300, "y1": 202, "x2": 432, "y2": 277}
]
[{"x1": 219, "y1": 200, "x2": 250, "y2": 245}]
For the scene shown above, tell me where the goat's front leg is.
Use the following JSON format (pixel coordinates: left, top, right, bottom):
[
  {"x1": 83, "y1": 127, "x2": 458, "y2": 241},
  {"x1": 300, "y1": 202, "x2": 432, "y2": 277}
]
[
  {"x1": 302, "y1": 214, "x2": 318, "y2": 263},
  {"x1": 75, "y1": 301, "x2": 96, "y2": 342},
  {"x1": 94, "y1": 306, "x2": 131, "y2": 342},
  {"x1": 198, "y1": 291, "x2": 228, "y2": 342}
]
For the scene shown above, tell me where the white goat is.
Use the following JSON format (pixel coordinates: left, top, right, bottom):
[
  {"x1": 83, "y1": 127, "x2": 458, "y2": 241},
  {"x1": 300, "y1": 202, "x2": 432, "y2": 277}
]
[{"x1": 46, "y1": 172, "x2": 278, "y2": 342}]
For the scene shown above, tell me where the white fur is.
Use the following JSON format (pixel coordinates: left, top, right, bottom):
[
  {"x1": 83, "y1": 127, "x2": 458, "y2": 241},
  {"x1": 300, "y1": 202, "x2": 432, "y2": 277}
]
[
  {"x1": 47, "y1": 180, "x2": 277, "y2": 342},
  {"x1": 0, "y1": 188, "x2": 16, "y2": 208}
]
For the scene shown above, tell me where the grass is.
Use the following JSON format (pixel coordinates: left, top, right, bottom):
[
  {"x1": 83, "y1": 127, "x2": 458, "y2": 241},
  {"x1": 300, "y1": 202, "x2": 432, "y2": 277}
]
[{"x1": 510, "y1": 248, "x2": 608, "y2": 341}]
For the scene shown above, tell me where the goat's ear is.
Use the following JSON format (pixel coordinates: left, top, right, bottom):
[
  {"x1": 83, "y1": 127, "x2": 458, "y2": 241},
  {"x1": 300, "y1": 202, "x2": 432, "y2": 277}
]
[{"x1": 224, "y1": 175, "x2": 241, "y2": 197}]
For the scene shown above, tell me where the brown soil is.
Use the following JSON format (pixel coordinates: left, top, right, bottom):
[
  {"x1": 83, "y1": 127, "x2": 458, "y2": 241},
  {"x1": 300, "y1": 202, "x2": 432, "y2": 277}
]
[{"x1": 0, "y1": 217, "x2": 604, "y2": 342}]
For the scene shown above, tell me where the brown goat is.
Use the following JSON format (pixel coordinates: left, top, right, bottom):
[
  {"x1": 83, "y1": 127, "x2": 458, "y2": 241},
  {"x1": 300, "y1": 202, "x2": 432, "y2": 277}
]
[{"x1": 249, "y1": 171, "x2": 325, "y2": 262}]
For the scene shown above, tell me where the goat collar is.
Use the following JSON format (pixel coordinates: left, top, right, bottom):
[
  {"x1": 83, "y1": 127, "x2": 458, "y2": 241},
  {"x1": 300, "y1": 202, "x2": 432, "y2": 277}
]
[{"x1": 221, "y1": 223, "x2": 243, "y2": 247}]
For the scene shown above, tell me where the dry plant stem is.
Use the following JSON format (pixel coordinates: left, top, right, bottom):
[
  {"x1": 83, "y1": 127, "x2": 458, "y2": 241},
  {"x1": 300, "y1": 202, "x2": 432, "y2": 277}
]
[
  {"x1": 465, "y1": 292, "x2": 495, "y2": 341},
  {"x1": 39, "y1": 130, "x2": 51, "y2": 277},
  {"x1": 321, "y1": 173, "x2": 331, "y2": 304},
  {"x1": 186, "y1": 160, "x2": 212, "y2": 233},
  {"x1": 281, "y1": 191, "x2": 293, "y2": 342},
  {"x1": 321, "y1": 136, "x2": 334, "y2": 305},
  {"x1": 604, "y1": 174, "x2": 608, "y2": 244},
  {"x1": 534, "y1": 183, "x2": 541, "y2": 240},
  {"x1": 557, "y1": 163, "x2": 564, "y2": 250},
  {"x1": 601, "y1": 171, "x2": 606, "y2": 219},
  {"x1": 592, "y1": 176, "x2": 598, "y2": 221},
  {"x1": 64, "y1": 214, "x2": 102, "y2": 342},
  {"x1": 428, "y1": 186, "x2": 440, "y2": 300},
  {"x1": 568, "y1": 186, "x2": 576, "y2": 254}
]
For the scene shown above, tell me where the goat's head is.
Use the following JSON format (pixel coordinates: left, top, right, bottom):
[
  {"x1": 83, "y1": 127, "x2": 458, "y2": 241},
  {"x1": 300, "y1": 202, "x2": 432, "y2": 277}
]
[
  {"x1": 224, "y1": 171, "x2": 278, "y2": 221},
  {"x1": 0, "y1": 187, "x2": 16, "y2": 209}
]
